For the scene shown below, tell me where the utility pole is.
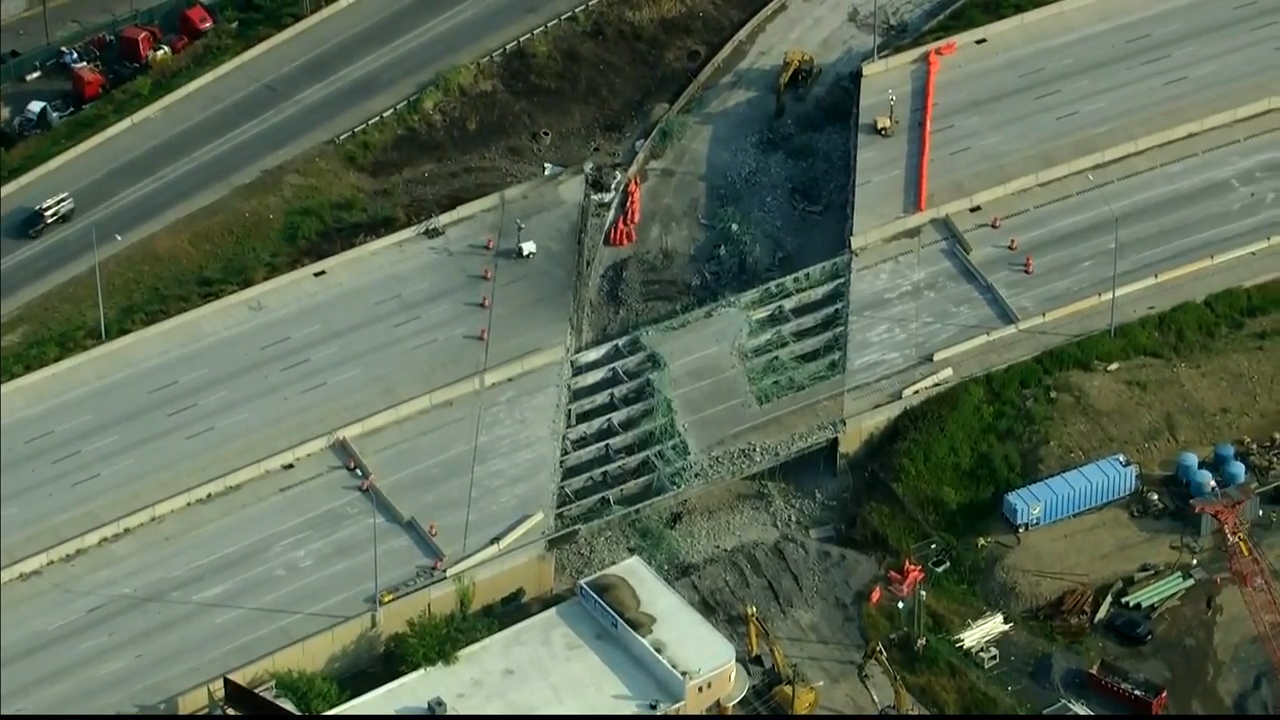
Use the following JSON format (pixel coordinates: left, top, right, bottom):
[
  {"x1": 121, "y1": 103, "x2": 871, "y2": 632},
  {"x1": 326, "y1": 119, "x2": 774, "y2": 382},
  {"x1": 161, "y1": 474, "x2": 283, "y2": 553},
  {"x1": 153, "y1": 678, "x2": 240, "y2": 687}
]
[
  {"x1": 92, "y1": 228, "x2": 107, "y2": 342},
  {"x1": 42, "y1": 0, "x2": 51, "y2": 46},
  {"x1": 1087, "y1": 174, "x2": 1121, "y2": 338}
]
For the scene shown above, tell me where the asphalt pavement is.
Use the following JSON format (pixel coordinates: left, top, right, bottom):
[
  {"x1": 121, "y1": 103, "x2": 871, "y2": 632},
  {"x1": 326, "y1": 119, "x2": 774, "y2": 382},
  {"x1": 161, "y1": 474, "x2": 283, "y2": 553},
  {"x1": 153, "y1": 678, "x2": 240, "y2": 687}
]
[
  {"x1": 0, "y1": 440, "x2": 425, "y2": 715},
  {"x1": 0, "y1": 176, "x2": 581, "y2": 568},
  {"x1": 961, "y1": 117, "x2": 1279, "y2": 318},
  {"x1": 853, "y1": 0, "x2": 1280, "y2": 233},
  {"x1": 0, "y1": 361, "x2": 562, "y2": 715},
  {"x1": 0, "y1": 0, "x2": 588, "y2": 312}
]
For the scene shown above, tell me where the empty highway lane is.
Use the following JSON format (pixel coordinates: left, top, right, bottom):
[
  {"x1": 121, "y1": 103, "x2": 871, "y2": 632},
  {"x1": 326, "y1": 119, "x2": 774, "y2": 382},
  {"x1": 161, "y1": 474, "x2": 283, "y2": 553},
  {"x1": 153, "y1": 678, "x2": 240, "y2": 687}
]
[
  {"x1": 0, "y1": 0, "x2": 587, "y2": 312},
  {"x1": 854, "y1": 0, "x2": 1279, "y2": 230},
  {"x1": 0, "y1": 178, "x2": 581, "y2": 568},
  {"x1": 963, "y1": 119, "x2": 1279, "y2": 316},
  {"x1": 0, "y1": 451, "x2": 425, "y2": 715}
]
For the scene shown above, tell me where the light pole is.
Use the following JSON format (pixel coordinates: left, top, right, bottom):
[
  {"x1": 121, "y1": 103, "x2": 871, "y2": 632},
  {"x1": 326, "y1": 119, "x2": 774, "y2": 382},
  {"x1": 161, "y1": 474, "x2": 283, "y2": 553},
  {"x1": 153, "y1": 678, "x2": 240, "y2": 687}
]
[
  {"x1": 872, "y1": 0, "x2": 880, "y2": 61},
  {"x1": 1087, "y1": 174, "x2": 1121, "y2": 338},
  {"x1": 515, "y1": 218, "x2": 526, "y2": 246},
  {"x1": 372, "y1": 490, "x2": 382, "y2": 626},
  {"x1": 90, "y1": 228, "x2": 110, "y2": 342}
]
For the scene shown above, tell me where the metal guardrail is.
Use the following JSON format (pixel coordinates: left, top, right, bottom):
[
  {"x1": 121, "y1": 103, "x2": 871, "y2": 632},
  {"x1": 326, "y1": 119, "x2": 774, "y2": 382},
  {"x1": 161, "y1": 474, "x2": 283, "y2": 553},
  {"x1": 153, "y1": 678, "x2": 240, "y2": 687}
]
[{"x1": 332, "y1": 0, "x2": 606, "y2": 144}]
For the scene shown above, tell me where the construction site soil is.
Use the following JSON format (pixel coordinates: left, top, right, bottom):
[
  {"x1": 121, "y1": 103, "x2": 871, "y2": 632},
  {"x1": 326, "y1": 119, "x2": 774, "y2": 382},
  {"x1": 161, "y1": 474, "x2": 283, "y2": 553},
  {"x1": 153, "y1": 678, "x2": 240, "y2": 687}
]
[
  {"x1": 354, "y1": 0, "x2": 776, "y2": 220},
  {"x1": 557, "y1": 318, "x2": 1279, "y2": 715}
]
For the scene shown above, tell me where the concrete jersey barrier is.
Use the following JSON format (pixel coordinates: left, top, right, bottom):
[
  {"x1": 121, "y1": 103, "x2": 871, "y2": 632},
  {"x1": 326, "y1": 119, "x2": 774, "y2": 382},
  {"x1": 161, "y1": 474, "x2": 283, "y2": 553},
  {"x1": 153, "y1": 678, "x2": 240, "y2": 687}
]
[
  {"x1": 0, "y1": 344, "x2": 565, "y2": 585},
  {"x1": 0, "y1": 0, "x2": 365, "y2": 199},
  {"x1": 850, "y1": 98, "x2": 1278, "y2": 248},
  {"x1": 931, "y1": 236, "x2": 1278, "y2": 362},
  {"x1": 860, "y1": 0, "x2": 1107, "y2": 77}
]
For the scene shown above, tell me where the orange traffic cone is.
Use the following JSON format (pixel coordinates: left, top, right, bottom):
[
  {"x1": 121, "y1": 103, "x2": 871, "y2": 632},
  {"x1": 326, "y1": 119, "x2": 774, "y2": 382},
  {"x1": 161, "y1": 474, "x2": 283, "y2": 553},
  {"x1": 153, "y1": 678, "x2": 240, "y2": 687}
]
[
  {"x1": 481, "y1": 267, "x2": 492, "y2": 281},
  {"x1": 991, "y1": 216, "x2": 1002, "y2": 229},
  {"x1": 480, "y1": 296, "x2": 490, "y2": 309},
  {"x1": 1023, "y1": 255, "x2": 1034, "y2": 275},
  {"x1": 1008, "y1": 237, "x2": 1018, "y2": 251},
  {"x1": 478, "y1": 328, "x2": 489, "y2": 341},
  {"x1": 484, "y1": 237, "x2": 495, "y2": 251}
]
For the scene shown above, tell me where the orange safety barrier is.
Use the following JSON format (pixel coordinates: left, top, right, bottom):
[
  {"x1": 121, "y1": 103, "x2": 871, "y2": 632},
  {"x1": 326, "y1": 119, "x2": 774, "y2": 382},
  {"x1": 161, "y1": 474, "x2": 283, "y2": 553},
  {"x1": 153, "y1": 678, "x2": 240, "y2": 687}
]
[
  {"x1": 606, "y1": 176, "x2": 643, "y2": 247},
  {"x1": 918, "y1": 40, "x2": 957, "y2": 214}
]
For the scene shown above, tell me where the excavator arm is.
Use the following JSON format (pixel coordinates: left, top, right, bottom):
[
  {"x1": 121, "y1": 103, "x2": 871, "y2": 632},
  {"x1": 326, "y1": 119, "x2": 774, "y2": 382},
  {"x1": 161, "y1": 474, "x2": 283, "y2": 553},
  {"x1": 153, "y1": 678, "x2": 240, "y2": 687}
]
[{"x1": 744, "y1": 605, "x2": 819, "y2": 714}]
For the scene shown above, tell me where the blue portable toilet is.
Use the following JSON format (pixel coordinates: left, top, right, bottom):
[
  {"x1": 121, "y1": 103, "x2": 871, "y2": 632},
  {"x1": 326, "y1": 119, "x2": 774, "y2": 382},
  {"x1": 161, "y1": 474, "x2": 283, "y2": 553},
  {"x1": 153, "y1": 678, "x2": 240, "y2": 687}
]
[{"x1": 1176, "y1": 451, "x2": 1200, "y2": 484}]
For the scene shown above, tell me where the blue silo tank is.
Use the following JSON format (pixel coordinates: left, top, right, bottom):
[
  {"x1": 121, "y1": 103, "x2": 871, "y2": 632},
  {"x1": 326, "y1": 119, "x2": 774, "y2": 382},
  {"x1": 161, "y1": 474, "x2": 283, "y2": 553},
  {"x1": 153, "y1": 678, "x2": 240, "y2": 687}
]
[
  {"x1": 1176, "y1": 452, "x2": 1200, "y2": 483},
  {"x1": 1213, "y1": 443, "x2": 1236, "y2": 472},
  {"x1": 1222, "y1": 460, "x2": 1247, "y2": 487},
  {"x1": 1191, "y1": 469, "x2": 1216, "y2": 498}
]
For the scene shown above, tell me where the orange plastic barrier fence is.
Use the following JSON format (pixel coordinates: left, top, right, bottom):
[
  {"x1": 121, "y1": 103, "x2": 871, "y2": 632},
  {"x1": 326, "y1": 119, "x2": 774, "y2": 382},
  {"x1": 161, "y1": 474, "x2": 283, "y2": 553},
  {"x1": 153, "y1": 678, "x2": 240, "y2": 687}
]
[
  {"x1": 608, "y1": 177, "x2": 643, "y2": 247},
  {"x1": 918, "y1": 40, "x2": 957, "y2": 213}
]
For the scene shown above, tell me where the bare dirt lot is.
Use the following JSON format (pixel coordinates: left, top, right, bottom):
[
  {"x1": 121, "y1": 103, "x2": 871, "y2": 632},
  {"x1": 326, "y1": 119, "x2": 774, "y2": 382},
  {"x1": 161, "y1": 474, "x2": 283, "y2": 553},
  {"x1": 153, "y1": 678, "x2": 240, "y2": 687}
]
[
  {"x1": 581, "y1": 0, "x2": 943, "y2": 344},
  {"x1": 558, "y1": 317, "x2": 1280, "y2": 715},
  {"x1": 556, "y1": 460, "x2": 932, "y2": 714}
]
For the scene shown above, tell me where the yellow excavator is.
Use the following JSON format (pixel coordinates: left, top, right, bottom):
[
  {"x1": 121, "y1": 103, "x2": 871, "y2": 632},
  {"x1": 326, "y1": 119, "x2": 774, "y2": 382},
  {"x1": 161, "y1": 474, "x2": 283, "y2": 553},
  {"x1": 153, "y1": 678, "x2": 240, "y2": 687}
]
[
  {"x1": 744, "y1": 605, "x2": 820, "y2": 714},
  {"x1": 857, "y1": 642, "x2": 913, "y2": 714},
  {"x1": 775, "y1": 50, "x2": 821, "y2": 118}
]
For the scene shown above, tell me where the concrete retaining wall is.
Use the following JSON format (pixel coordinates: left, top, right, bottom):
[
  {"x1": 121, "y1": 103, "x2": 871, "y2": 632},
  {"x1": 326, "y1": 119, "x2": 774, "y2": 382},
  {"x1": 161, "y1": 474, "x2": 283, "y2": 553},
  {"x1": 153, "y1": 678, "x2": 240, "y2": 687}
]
[
  {"x1": 0, "y1": 0, "x2": 365, "y2": 198},
  {"x1": 0, "y1": 345, "x2": 564, "y2": 585},
  {"x1": 169, "y1": 545, "x2": 555, "y2": 715},
  {"x1": 851, "y1": 99, "x2": 1278, "y2": 248}
]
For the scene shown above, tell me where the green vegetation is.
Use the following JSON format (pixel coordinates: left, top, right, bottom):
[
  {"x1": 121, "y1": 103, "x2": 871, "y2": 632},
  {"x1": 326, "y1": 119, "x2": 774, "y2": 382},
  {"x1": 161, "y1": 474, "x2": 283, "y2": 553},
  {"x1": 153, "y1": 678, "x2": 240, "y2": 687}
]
[
  {"x1": 854, "y1": 281, "x2": 1280, "y2": 713},
  {"x1": 913, "y1": 0, "x2": 1065, "y2": 47},
  {"x1": 1, "y1": 0, "x2": 764, "y2": 382},
  {"x1": 384, "y1": 581, "x2": 502, "y2": 672},
  {"x1": 0, "y1": 0, "x2": 342, "y2": 184},
  {"x1": 270, "y1": 668, "x2": 350, "y2": 714}
]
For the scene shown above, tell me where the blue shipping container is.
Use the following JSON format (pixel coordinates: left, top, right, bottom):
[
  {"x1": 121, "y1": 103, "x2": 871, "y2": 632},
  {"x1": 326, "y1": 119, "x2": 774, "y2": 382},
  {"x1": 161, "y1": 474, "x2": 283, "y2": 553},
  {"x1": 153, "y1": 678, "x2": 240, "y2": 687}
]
[{"x1": 1003, "y1": 454, "x2": 1139, "y2": 530}]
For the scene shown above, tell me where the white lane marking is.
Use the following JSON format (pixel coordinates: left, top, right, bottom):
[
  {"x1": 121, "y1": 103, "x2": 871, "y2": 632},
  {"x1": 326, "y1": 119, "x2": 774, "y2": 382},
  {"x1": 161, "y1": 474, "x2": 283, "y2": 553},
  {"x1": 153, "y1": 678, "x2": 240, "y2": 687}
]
[
  {"x1": 220, "y1": 413, "x2": 250, "y2": 427},
  {"x1": 213, "y1": 534, "x2": 413, "y2": 626},
  {"x1": 380, "y1": 446, "x2": 471, "y2": 484},
  {"x1": 200, "y1": 390, "x2": 228, "y2": 405},
  {"x1": 95, "y1": 659, "x2": 128, "y2": 678},
  {"x1": 331, "y1": 369, "x2": 361, "y2": 383},
  {"x1": 274, "y1": 532, "x2": 313, "y2": 550},
  {"x1": 78, "y1": 636, "x2": 108, "y2": 650},
  {"x1": 0, "y1": 0, "x2": 486, "y2": 269},
  {"x1": 1, "y1": 506, "x2": 17, "y2": 517},
  {"x1": 183, "y1": 369, "x2": 209, "y2": 382},
  {"x1": 314, "y1": 347, "x2": 337, "y2": 359},
  {"x1": 82, "y1": 436, "x2": 118, "y2": 452},
  {"x1": 58, "y1": 416, "x2": 91, "y2": 431},
  {"x1": 102, "y1": 459, "x2": 136, "y2": 476},
  {"x1": 46, "y1": 614, "x2": 84, "y2": 631},
  {"x1": 297, "y1": 325, "x2": 321, "y2": 337}
]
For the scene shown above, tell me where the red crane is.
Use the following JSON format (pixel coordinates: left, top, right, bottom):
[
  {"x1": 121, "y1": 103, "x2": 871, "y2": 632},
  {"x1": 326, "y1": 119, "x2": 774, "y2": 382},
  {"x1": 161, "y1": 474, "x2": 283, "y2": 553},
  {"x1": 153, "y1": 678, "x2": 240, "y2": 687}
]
[{"x1": 1195, "y1": 482, "x2": 1280, "y2": 696}]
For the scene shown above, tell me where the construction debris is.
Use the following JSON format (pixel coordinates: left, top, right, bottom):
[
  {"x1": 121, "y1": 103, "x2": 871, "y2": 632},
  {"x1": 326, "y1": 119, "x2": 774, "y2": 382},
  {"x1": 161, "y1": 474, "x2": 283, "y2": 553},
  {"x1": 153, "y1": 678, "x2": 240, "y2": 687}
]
[
  {"x1": 1040, "y1": 586, "x2": 1096, "y2": 636},
  {"x1": 953, "y1": 611, "x2": 1013, "y2": 655},
  {"x1": 1239, "y1": 432, "x2": 1280, "y2": 482}
]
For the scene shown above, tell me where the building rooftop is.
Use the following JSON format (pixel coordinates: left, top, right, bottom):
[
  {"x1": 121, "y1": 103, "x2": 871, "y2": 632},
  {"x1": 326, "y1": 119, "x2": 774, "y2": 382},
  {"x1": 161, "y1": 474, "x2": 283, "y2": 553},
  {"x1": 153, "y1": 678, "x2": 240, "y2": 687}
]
[{"x1": 325, "y1": 556, "x2": 736, "y2": 715}]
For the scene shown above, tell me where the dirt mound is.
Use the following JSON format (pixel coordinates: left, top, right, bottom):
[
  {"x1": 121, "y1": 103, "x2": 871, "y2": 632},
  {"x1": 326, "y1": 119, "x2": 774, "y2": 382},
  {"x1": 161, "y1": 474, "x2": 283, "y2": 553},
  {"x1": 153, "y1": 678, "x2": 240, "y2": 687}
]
[
  {"x1": 356, "y1": 0, "x2": 774, "y2": 220},
  {"x1": 587, "y1": 573, "x2": 657, "y2": 637}
]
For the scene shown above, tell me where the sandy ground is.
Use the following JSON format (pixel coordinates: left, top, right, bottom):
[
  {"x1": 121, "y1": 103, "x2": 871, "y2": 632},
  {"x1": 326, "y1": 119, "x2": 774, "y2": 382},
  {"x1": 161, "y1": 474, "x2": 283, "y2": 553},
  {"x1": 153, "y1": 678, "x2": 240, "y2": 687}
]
[
  {"x1": 556, "y1": 461, "x2": 930, "y2": 715},
  {"x1": 581, "y1": 0, "x2": 947, "y2": 344}
]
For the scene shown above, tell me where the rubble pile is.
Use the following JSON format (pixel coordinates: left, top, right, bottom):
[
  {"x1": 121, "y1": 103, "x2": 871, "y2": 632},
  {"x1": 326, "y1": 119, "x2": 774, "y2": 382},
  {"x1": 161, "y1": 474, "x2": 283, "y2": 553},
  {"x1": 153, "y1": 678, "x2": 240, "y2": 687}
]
[{"x1": 1239, "y1": 432, "x2": 1280, "y2": 482}]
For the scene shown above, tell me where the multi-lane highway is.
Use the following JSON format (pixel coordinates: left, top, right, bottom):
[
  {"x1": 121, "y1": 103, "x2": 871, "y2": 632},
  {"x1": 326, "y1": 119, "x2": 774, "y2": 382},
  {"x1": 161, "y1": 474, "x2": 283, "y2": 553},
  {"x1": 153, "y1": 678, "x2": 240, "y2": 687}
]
[
  {"x1": 963, "y1": 119, "x2": 1279, "y2": 316},
  {"x1": 0, "y1": 360, "x2": 561, "y2": 715},
  {"x1": 0, "y1": 442, "x2": 422, "y2": 715},
  {"x1": 0, "y1": 178, "x2": 581, "y2": 568},
  {"x1": 0, "y1": 0, "x2": 588, "y2": 311},
  {"x1": 853, "y1": 0, "x2": 1279, "y2": 231}
]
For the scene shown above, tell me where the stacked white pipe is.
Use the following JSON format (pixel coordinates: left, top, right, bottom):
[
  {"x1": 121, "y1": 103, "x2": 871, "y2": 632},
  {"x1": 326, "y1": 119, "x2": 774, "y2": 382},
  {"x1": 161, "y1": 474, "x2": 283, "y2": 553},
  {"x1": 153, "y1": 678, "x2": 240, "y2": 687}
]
[{"x1": 953, "y1": 611, "x2": 1014, "y2": 652}]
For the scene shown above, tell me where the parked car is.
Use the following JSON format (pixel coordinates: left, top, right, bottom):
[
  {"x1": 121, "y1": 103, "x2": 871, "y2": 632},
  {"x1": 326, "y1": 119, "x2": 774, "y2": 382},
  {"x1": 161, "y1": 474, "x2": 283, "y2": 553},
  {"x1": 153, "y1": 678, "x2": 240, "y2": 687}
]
[{"x1": 1106, "y1": 612, "x2": 1153, "y2": 646}]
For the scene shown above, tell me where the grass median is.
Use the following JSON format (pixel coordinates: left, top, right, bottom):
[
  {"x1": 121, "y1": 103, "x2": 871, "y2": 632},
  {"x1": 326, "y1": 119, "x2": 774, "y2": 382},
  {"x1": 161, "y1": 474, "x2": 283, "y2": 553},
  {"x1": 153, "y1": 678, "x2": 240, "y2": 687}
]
[
  {"x1": 851, "y1": 280, "x2": 1280, "y2": 713},
  {"x1": 0, "y1": 0, "x2": 1071, "y2": 383},
  {"x1": 0, "y1": 0, "x2": 346, "y2": 185}
]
